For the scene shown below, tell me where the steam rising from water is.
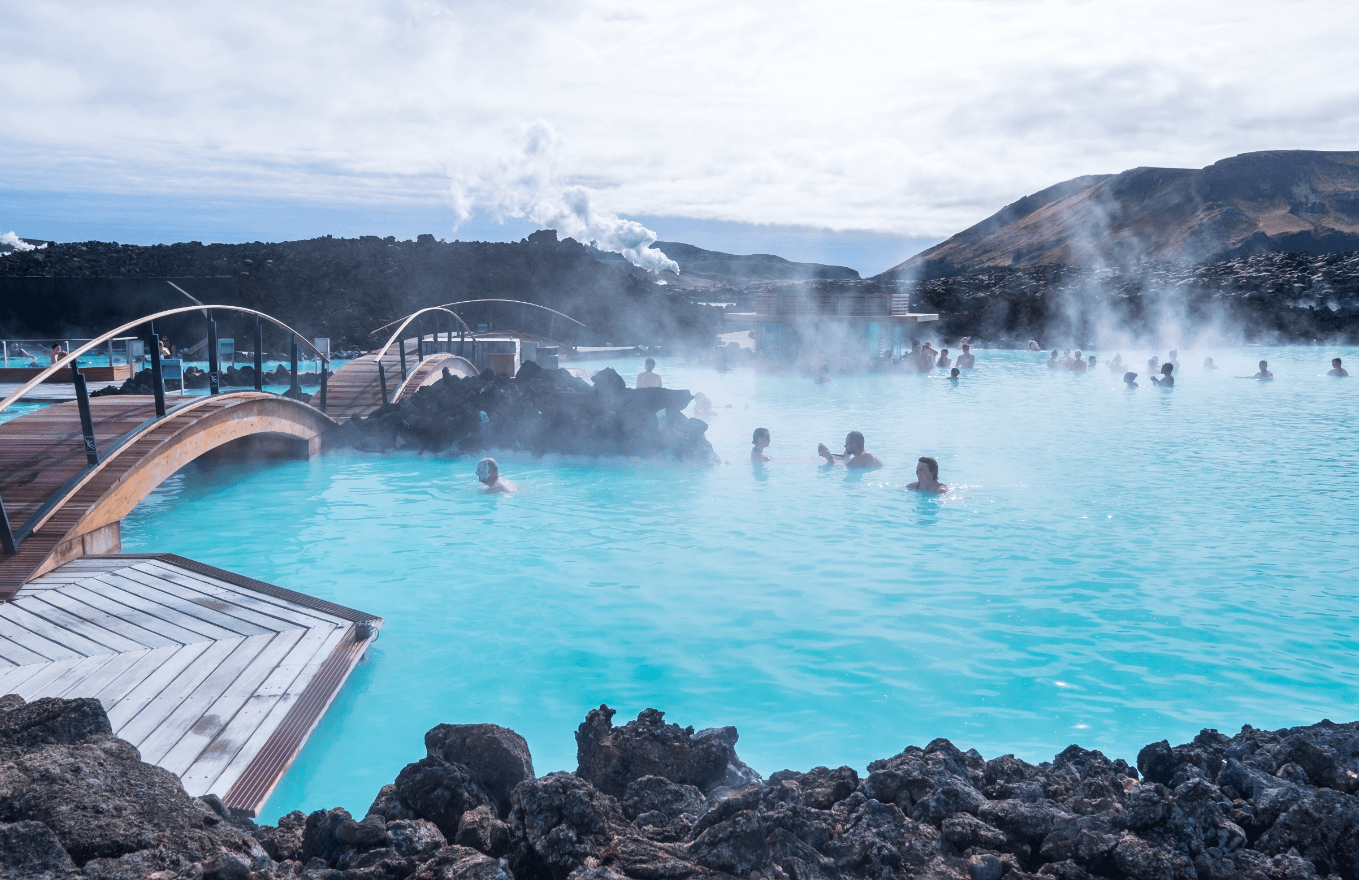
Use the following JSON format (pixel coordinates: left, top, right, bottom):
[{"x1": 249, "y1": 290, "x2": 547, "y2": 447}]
[
  {"x1": 0, "y1": 232, "x2": 37, "y2": 253},
  {"x1": 449, "y1": 120, "x2": 679, "y2": 274}
]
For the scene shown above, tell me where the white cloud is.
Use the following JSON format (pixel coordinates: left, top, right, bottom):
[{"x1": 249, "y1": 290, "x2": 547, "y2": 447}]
[
  {"x1": 0, "y1": 232, "x2": 36, "y2": 252},
  {"x1": 1, "y1": 0, "x2": 1356, "y2": 241}
]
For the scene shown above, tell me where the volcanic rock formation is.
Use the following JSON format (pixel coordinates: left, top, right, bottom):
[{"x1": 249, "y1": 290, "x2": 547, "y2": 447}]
[{"x1": 8, "y1": 693, "x2": 1359, "y2": 880}]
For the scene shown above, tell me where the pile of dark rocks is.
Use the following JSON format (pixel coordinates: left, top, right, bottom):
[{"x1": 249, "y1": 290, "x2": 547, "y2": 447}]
[
  {"x1": 7, "y1": 694, "x2": 1359, "y2": 880},
  {"x1": 326, "y1": 362, "x2": 717, "y2": 462}
]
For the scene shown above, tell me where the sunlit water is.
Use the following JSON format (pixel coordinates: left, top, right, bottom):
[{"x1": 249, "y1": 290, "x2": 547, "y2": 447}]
[{"x1": 118, "y1": 346, "x2": 1359, "y2": 823}]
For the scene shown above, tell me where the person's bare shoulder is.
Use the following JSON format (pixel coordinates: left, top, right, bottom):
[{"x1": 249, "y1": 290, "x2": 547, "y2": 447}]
[
  {"x1": 906, "y1": 480, "x2": 920, "y2": 490},
  {"x1": 849, "y1": 453, "x2": 884, "y2": 469}
]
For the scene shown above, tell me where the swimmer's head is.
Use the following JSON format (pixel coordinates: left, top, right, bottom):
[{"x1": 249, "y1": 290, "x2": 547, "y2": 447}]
[
  {"x1": 752, "y1": 427, "x2": 770, "y2": 446},
  {"x1": 1051, "y1": 350, "x2": 1059, "y2": 358},
  {"x1": 940, "y1": 348, "x2": 948, "y2": 356},
  {"x1": 645, "y1": 358, "x2": 656, "y2": 370},
  {"x1": 1170, "y1": 350, "x2": 1178, "y2": 358},
  {"x1": 1333, "y1": 358, "x2": 1343, "y2": 367},
  {"x1": 476, "y1": 458, "x2": 498, "y2": 484},
  {"x1": 1260, "y1": 360, "x2": 1268, "y2": 369},
  {"x1": 1124, "y1": 372, "x2": 1138, "y2": 384},
  {"x1": 845, "y1": 431, "x2": 865, "y2": 453},
  {"x1": 962, "y1": 344, "x2": 970, "y2": 353},
  {"x1": 950, "y1": 367, "x2": 960, "y2": 378},
  {"x1": 918, "y1": 456, "x2": 939, "y2": 479},
  {"x1": 1161, "y1": 363, "x2": 1174, "y2": 375},
  {"x1": 1074, "y1": 349, "x2": 1082, "y2": 359},
  {"x1": 1203, "y1": 357, "x2": 1215, "y2": 367}
]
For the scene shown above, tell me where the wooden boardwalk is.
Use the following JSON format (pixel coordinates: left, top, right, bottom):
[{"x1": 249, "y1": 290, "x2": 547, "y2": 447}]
[
  {"x1": 0, "y1": 553, "x2": 380, "y2": 815},
  {"x1": 326, "y1": 342, "x2": 478, "y2": 422},
  {"x1": 0, "y1": 393, "x2": 334, "y2": 598}
]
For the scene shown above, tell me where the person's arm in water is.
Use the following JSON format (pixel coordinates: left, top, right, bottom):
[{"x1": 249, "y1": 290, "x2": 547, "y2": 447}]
[{"x1": 817, "y1": 444, "x2": 842, "y2": 464}]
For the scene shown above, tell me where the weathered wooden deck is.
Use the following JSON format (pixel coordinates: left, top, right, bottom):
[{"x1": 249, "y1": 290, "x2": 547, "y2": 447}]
[
  {"x1": 326, "y1": 341, "x2": 477, "y2": 421},
  {"x1": 0, "y1": 553, "x2": 380, "y2": 815}
]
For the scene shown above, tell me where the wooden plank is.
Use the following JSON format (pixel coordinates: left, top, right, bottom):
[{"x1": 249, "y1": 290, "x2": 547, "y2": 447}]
[
  {"x1": 24, "y1": 590, "x2": 180, "y2": 650},
  {"x1": 159, "y1": 627, "x2": 307, "y2": 777},
  {"x1": 54, "y1": 648, "x2": 153, "y2": 700},
  {"x1": 0, "y1": 660, "x2": 53, "y2": 696},
  {"x1": 102, "y1": 568, "x2": 279, "y2": 636},
  {"x1": 0, "y1": 613, "x2": 85, "y2": 662},
  {"x1": 0, "y1": 603, "x2": 117, "y2": 657},
  {"x1": 130, "y1": 633, "x2": 275, "y2": 763},
  {"x1": 90, "y1": 644, "x2": 187, "y2": 710},
  {"x1": 55, "y1": 583, "x2": 219, "y2": 646},
  {"x1": 0, "y1": 621, "x2": 61, "y2": 666},
  {"x1": 135, "y1": 562, "x2": 347, "y2": 630},
  {"x1": 110, "y1": 637, "x2": 245, "y2": 738},
  {"x1": 87, "y1": 573, "x2": 262, "y2": 641},
  {"x1": 9, "y1": 654, "x2": 112, "y2": 701},
  {"x1": 181, "y1": 624, "x2": 339, "y2": 795},
  {"x1": 105, "y1": 640, "x2": 214, "y2": 727}
]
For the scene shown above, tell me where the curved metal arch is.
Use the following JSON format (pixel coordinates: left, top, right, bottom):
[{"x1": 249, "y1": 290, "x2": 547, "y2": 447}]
[
  {"x1": 370, "y1": 299, "x2": 586, "y2": 337},
  {"x1": 0, "y1": 305, "x2": 330, "y2": 414},
  {"x1": 389, "y1": 353, "x2": 480, "y2": 405},
  {"x1": 371, "y1": 307, "x2": 477, "y2": 362}
]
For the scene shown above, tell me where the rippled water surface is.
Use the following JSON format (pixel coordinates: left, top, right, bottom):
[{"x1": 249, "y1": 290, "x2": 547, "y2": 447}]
[{"x1": 120, "y1": 346, "x2": 1359, "y2": 822}]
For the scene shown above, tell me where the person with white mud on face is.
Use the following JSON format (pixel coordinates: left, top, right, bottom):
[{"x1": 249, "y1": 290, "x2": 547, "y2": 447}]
[{"x1": 477, "y1": 458, "x2": 517, "y2": 494}]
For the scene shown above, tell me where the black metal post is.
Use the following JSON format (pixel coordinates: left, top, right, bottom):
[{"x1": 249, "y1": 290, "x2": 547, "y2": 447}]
[
  {"x1": 0, "y1": 494, "x2": 16, "y2": 555},
  {"x1": 71, "y1": 366, "x2": 98, "y2": 466},
  {"x1": 254, "y1": 318, "x2": 264, "y2": 391},
  {"x1": 149, "y1": 332, "x2": 167, "y2": 417},
  {"x1": 399, "y1": 334, "x2": 408, "y2": 379},
  {"x1": 378, "y1": 361, "x2": 389, "y2": 405},
  {"x1": 290, "y1": 335, "x2": 300, "y2": 392},
  {"x1": 207, "y1": 314, "x2": 220, "y2": 395},
  {"x1": 417, "y1": 316, "x2": 426, "y2": 361},
  {"x1": 319, "y1": 365, "x2": 328, "y2": 413}
]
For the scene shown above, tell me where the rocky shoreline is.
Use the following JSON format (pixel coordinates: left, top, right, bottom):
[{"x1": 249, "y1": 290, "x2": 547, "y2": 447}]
[
  {"x1": 326, "y1": 363, "x2": 718, "y2": 462},
  {"x1": 4, "y1": 695, "x2": 1359, "y2": 880}
]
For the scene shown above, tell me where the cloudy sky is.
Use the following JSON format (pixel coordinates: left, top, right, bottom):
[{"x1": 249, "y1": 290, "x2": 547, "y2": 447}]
[{"x1": 2, "y1": 0, "x2": 1356, "y2": 273}]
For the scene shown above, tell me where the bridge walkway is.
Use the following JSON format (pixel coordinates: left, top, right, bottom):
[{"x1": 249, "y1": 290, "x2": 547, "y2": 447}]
[{"x1": 325, "y1": 340, "x2": 477, "y2": 422}]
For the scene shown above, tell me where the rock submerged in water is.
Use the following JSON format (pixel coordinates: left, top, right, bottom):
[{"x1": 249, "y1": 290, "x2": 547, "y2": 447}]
[
  {"x1": 9, "y1": 694, "x2": 1359, "y2": 880},
  {"x1": 328, "y1": 361, "x2": 718, "y2": 462}
]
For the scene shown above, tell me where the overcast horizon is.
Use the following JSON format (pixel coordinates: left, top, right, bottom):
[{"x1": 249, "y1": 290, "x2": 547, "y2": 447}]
[{"x1": 3, "y1": 0, "x2": 1357, "y2": 274}]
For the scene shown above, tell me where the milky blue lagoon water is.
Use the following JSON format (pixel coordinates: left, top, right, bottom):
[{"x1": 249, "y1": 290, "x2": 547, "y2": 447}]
[{"x1": 118, "y1": 346, "x2": 1359, "y2": 823}]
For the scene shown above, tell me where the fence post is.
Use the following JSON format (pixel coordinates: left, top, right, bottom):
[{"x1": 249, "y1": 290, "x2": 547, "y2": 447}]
[
  {"x1": 254, "y1": 318, "x2": 264, "y2": 391},
  {"x1": 378, "y1": 361, "x2": 389, "y2": 405},
  {"x1": 290, "y1": 335, "x2": 300, "y2": 393},
  {"x1": 149, "y1": 333, "x2": 167, "y2": 417},
  {"x1": 319, "y1": 364, "x2": 328, "y2": 413},
  {"x1": 0, "y1": 493, "x2": 16, "y2": 555},
  {"x1": 71, "y1": 365, "x2": 99, "y2": 466},
  {"x1": 417, "y1": 316, "x2": 424, "y2": 362},
  {"x1": 207, "y1": 314, "x2": 220, "y2": 395},
  {"x1": 399, "y1": 334, "x2": 408, "y2": 379}
]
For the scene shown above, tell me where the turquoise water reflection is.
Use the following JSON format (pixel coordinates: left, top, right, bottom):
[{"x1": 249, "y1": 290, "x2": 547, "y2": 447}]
[{"x1": 120, "y1": 346, "x2": 1359, "y2": 822}]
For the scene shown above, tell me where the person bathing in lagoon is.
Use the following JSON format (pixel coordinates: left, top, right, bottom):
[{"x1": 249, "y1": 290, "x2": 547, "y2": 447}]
[
  {"x1": 948, "y1": 367, "x2": 960, "y2": 383},
  {"x1": 1048, "y1": 350, "x2": 1061, "y2": 370},
  {"x1": 818, "y1": 431, "x2": 884, "y2": 468},
  {"x1": 693, "y1": 392, "x2": 714, "y2": 418},
  {"x1": 1070, "y1": 349, "x2": 1087, "y2": 372},
  {"x1": 1244, "y1": 360, "x2": 1273, "y2": 381},
  {"x1": 50, "y1": 343, "x2": 67, "y2": 364},
  {"x1": 937, "y1": 348, "x2": 951, "y2": 369},
  {"x1": 1028, "y1": 339, "x2": 1041, "y2": 351},
  {"x1": 636, "y1": 357, "x2": 662, "y2": 388},
  {"x1": 1108, "y1": 353, "x2": 1124, "y2": 372},
  {"x1": 907, "y1": 456, "x2": 948, "y2": 494},
  {"x1": 751, "y1": 427, "x2": 771, "y2": 463},
  {"x1": 815, "y1": 364, "x2": 832, "y2": 384},
  {"x1": 476, "y1": 458, "x2": 517, "y2": 494},
  {"x1": 1150, "y1": 363, "x2": 1175, "y2": 387},
  {"x1": 1087, "y1": 355, "x2": 1097, "y2": 370},
  {"x1": 1123, "y1": 372, "x2": 1139, "y2": 389},
  {"x1": 1147, "y1": 356, "x2": 1159, "y2": 374},
  {"x1": 956, "y1": 344, "x2": 976, "y2": 369},
  {"x1": 1203, "y1": 357, "x2": 1219, "y2": 370},
  {"x1": 1169, "y1": 350, "x2": 1180, "y2": 370},
  {"x1": 1328, "y1": 358, "x2": 1348, "y2": 377},
  {"x1": 918, "y1": 342, "x2": 938, "y2": 371}
]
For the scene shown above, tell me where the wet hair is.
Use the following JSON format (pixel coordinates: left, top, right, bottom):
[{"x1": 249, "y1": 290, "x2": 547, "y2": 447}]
[
  {"x1": 846, "y1": 431, "x2": 865, "y2": 451},
  {"x1": 950, "y1": 367, "x2": 960, "y2": 378},
  {"x1": 752, "y1": 427, "x2": 769, "y2": 445},
  {"x1": 1051, "y1": 350, "x2": 1059, "y2": 358},
  {"x1": 476, "y1": 458, "x2": 497, "y2": 481},
  {"x1": 962, "y1": 344, "x2": 970, "y2": 352},
  {"x1": 1074, "y1": 349, "x2": 1083, "y2": 358},
  {"x1": 1333, "y1": 358, "x2": 1343, "y2": 366},
  {"x1": 1259, "y1": 360, "x2": 1268, "y2": 368},
  {"x1": 1124, "y1": 372, "x2": 1138, "y2": 383},
  {"x1": 1161, "y1": 362, "x2": 1174, "y2": 375},
  {"x1": 918, "y1": 456, "x2": 939, "y2": 478},
  {"x1": 645, "y1": 358, "x2": 656, "y2": 370}
]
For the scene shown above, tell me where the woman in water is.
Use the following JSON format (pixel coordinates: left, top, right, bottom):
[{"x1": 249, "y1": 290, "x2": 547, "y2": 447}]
[
  {"x1": 1150, "y1": 363, "x2": 1175, "y2": 387},
  {"x1": 751, "y1": 428, "x2": 771, "y2": 463},
  {"x1": 1123, "y1": 372, "x2": 1139, "y2": 389},
  {"x1": 1108, "y1": 353, "x2": 1124, "y2": 372},
  {"x1": 907, "y1": 457, "x2": 948, "y2": 494},
  {"x1": 1203, "y1": 357, "x2": 1219, "y2": 370}
]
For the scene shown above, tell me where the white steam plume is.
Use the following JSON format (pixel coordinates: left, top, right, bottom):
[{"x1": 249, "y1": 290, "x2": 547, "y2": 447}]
[
  {"x1": 449, "y1": 120, "x2": 680, "y2": 275},
  {"x1": 0, "y1": 232, "x2": 37, "y2": 253}
]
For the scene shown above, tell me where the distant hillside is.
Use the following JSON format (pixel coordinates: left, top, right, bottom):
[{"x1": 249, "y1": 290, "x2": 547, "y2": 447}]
[
  {"x1": 591, "y1": 240, "x2": 859, "y2": 287},
  {"x1": 0, "y1": 230, "x2": 721, "y2": 348},
  {"x1": 885, "y1": 150, "x2": 1359, "y2": 279}
]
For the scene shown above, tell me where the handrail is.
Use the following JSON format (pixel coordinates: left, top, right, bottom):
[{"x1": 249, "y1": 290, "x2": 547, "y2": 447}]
[
  {"x1": 370, "y1": 307, "x2": 477, "y2": 362},
  {"x1": 390, "y1": 353, "x2": 477, "y2": 404},
  {"x1": 0, "y1": 305, "x2": 330, "y2": 414},
  {"x1": 369, "y1": 299, "x2": 586, "y2": 337}
]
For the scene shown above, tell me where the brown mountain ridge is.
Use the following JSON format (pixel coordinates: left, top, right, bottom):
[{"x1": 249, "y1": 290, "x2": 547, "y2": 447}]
[{"x1": 883, "y1": 150, "x2": 1359, "y2": 279}]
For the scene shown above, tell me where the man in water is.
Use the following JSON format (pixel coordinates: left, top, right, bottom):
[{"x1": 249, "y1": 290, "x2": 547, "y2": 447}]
[
  {"x1": 1048, "y1": 350, "x2": 1061, "y2": 370},
  {"x1": 1169, "y1": 350, "x2": 1181, "y2": 370},
  {"x1": 476, "y1": 458, "x2": 517, "y2": 494},
  {"x1": 937, "y1": 348, "x2": 951, "y2": 369},
  {"x1": 751, "y1": 427, "x2": 771, "y2": 463},
  {"x1": 1203, "y1": 357, "x2": 1219, "y2": 370},
  {"x1": 1087, "y1": 355, "x2": 1097, "y2": 370},
  {"x1": 1150, "y1": 363, "x2": 1175, "y2": 386},
  {"x1": 1328, "y1": 358, "x2": 1348, "y2": 377},
  {"x1": 1252, "y1": 360, "x2": 1273, "y2": 381},
  {"x1": 1070, "y1": 349, "x2": 1087, "y2": 372},
  {"x1": 907, "y1": 457, "x2": 948, "y2": 494},
  {"x1": 636, "y1": 358, "x2": 662, "y2": 388},
  {"x1": 956, "y1": 343, "x2": 976, "y2": 369},
  {"x1": 948, "y1": 367, "x2": 960, "y2": 382},
  {"x1": 1108, "y1": 353, "x2": 1124, "y2": 372},
  {"x1": 1123, "y1": 372, "x2": 1139, "y2": 388},
  {"x1": 1028, "y1": 340, "x2": 1041, "y2": 351},
  {"x1": 818, "y1": 431, "x2": 884, "y2": 469},
  {"x1": 50, "y1": 343, "x2": 67, "y2": 364},
  {"x1": 918, "y1": 342, "x2": 938, "y2": 371}
]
